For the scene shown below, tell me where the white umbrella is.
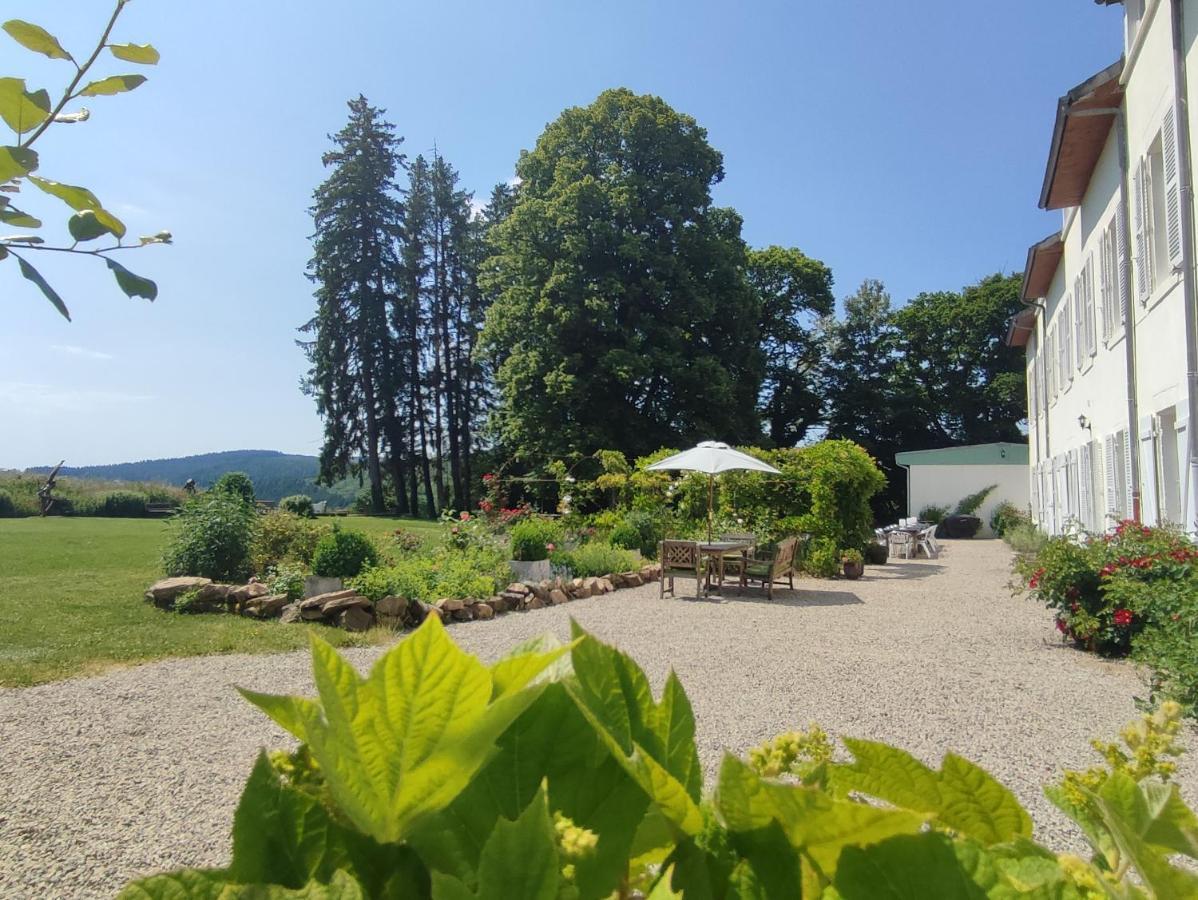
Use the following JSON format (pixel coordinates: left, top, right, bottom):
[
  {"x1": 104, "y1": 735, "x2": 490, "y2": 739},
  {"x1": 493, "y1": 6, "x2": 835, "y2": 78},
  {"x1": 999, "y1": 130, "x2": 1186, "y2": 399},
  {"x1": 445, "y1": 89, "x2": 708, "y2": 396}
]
[{"x1": 645, "y1": 441, "x2": 781, "y2": 541}]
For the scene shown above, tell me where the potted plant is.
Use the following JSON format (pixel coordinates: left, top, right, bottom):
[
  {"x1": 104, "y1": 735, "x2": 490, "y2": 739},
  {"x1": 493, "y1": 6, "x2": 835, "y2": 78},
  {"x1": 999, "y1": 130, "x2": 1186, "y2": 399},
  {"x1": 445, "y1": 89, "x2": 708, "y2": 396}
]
[
  {"x1": 508, "y1": 517, "x2": 563, "y2": 583},
  {"x1": 841, "y1": 548, "x2": 864, "y2": 580}
]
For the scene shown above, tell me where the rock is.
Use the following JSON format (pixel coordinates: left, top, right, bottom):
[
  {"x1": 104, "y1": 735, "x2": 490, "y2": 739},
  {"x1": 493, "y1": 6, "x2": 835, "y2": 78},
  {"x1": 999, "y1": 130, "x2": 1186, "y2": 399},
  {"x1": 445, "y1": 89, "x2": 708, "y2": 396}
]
[
  {"x1": 584, "y1": 577, "x2": 603, "y2": 595},
  {"x1": 145, "y1": 577, "x2": 212, "y2": 608},
  {"x1": 303, "y1": 575, "x2": 344, "y2": 599},
  {"x1": 437, "y1": 598, "x2": 465, "y2": 613},
  {"x1": 528, "y1": 582, "x2": 551, "y2": 602},
  {"x1": 506, "y1": 583, "x2": 531, "y2": 597},
  {"x1": 525, "y1": 596, "x2": 545, "y2": 610},
  {"x1": 573, "y1": 584, "x2": 592, "y2": 599},
  {"x1": 640, "y1": 564, "x2": 661, "y2": 582},
  {"x1": 243, "y1": 594, "x2": 290, "y2": 619},
  {"x1": 549, "y1": 589, "x2": 570, "y2": 605},
  {"x1": 229, "y1": 582, "x2": 270, "y2": 604},
  {"x1": 621, "y1": 572, "x2": 643, "y2": 588},
  {"x1": 418, "y1": 601, "x2": 444, "y2": 623},
  {"x1": 279, "y1": 603, "x2": 302, "y2": 624},
  {"x1": 451, "y1": 607, "x2": 474, "y2": 622},
  {"x1": 300, "y1": 606, "x2": 328, "y2": 621},
  {"x1": 608, "y1": 573, "x2": 625, "y2": 588},
  {"x1": 337, "y1": 606, "x2": 374, "y2": 632},
  {"x1": 599, "y1": 577, "x2": 615, "y2": 593},
  {"x1": 375, "y1": 596, "x2": 406, "y2": 618},
  {"x1": 300, "y1": 590, "x2": 355, "y2": 611},
  {"x1": 474, "y1": 602, "x2": 495, "y2": 620},
  {"x1": 322, "y1": 594, "x2": 371, "y2": 616},
  {"x1": 488, "y1": 595, "x2": 508, "y2": 613}
]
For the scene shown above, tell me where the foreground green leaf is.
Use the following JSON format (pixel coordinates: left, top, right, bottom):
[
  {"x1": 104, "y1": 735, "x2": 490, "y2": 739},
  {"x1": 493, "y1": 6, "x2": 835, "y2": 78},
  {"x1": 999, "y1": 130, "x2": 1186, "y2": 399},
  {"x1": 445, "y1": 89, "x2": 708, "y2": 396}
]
[
  {"x1": 0, "y1": 144, "x2": 37, "y2": 182},
  {"x1": 833, "y1": 833, "x2": 988, "y2": 899},
  {"x1": 109, "y1": 42, "x2": 160, "y2": 64},
  {"x1": 69, "y1": 210, "x2": 113, "y2": 241},
  {"x1": 118, "y1": 868, "x2": 367, "y2": 899},
  {"x1": 16, "y1": 254, "x2": 69, "y2": 319},
  {"x1": 2, "y1": 20, "x2": 71, "y2": 60},
  {"x1": 0, "y1": 204, "x2": 40, "y2": 227},
  {"x1": 106, "y1": 258, "x2": 158, "y2": 300},
  {"x1": 0, "y1": 77, "x2": 51, "y2": 134},
  {"x1": 79, "y1": 74, "x2": 148, "y2": 97},
  {"x1": 28, "y1": 175, "x2": 126, "y2": 237}
]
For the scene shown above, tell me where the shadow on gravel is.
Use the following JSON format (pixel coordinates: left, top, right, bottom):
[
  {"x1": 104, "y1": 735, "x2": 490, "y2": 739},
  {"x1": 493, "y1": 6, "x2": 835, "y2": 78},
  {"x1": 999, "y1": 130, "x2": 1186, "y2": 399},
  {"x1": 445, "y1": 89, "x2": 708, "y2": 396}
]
[
  {"x1": 867, "y1": 562, "x2": 945, "y2": 581},
  {"x1": 687, "y1": 589, "x2": 864, "y2": 608}
]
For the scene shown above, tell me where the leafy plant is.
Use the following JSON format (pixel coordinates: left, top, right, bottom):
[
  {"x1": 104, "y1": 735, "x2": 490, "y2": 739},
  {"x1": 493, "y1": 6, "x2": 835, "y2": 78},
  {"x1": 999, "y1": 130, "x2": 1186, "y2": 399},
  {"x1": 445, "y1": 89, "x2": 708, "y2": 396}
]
[
  {"x1": 2, "y1": 2, "x2": 169, "y2": 320},
  {"x1": 350, "y1": 546, "x2": 510, "y2": 603},
  {"x1": 266, "y1": 563, "x2": 307, "y2": 602},
  {"x1": 88, "y1": 490, "x2": 147, "y2": 517},
  {"x1": 990, "y1": 500, "x2": 1030, "y2": 536},
  {"x1": 119, "y1": 621, "x2": 1198, "y2": 899},
  {"x1": 550, "y1": 541, "x2": 640, "y2": 578},
  {"x1": 162, "y1": 492, "x2": 258, "y2": 582},
  {"x1": 953, "y1": 484, "x2": 997, "y2": 516},
  {"x1": 840, "y1": 548, "x2": 863, "y2": 566},
  {"x1": 917, "y1": 503, "x2": 948, "y2": 525},
  {"x1": 249, "y1": 510, "x2": 328, "y2": 574},
  {"x1": 805, "y1": 537, "x2": 842, "y2": 578},
  {"x1": 0, "y1": 490, "x2": 16, "y2": 517},
  {"x1": 279, "y1": 494, "x2": 316, "y2": 518},
  {"x1": 609, "y1": 510, "x2": 662, "y2": 559},
  {"x1": 1005, "y1": 522, "x2": 1049, "y2": 554},
  {"x1": 310, "y1": 526, "x2": 378, "y2": 579},
  {"x1": 509, "y1": 517, "x2": 564, "y2": 562},
  {"x1": 863, "y1": 541, "x2": 888, "y2": 565},
  {"x1": 212, "y1": 471, "x2": 256, "y2": 505}
]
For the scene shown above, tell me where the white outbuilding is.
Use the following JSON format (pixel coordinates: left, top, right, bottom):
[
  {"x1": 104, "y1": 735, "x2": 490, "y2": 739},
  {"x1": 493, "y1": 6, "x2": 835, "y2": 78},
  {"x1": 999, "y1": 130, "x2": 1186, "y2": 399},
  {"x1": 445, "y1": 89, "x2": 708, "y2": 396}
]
[{"x1": 894, "y1": 443, "x2": 1030, "y2": 536}]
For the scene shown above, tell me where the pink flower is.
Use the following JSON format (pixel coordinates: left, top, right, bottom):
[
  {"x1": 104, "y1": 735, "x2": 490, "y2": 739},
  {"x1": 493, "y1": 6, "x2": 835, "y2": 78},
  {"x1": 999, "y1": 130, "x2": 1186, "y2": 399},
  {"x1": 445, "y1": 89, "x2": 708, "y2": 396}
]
[
  {"x1": 546, "y1": 543, "x2": 556, "y2": 552},
  {"x1": 460, "y1": 511, "x2": 471, "y2": 521}
]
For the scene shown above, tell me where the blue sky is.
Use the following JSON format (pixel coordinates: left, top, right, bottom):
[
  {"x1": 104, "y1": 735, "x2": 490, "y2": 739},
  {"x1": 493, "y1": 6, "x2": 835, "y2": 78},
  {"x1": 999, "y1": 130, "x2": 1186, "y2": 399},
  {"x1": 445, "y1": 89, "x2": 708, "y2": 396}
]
[{"x1": 0, "y1": 0, "x2": 1122, "y2": 469}]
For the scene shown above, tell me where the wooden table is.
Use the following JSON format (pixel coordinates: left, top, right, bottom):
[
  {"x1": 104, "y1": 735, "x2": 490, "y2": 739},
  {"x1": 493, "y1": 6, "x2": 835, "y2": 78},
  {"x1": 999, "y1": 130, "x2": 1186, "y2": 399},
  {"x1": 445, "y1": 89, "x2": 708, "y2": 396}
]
[{"x1": 698, "y1": 541, "x2": 753, "y2": 594}]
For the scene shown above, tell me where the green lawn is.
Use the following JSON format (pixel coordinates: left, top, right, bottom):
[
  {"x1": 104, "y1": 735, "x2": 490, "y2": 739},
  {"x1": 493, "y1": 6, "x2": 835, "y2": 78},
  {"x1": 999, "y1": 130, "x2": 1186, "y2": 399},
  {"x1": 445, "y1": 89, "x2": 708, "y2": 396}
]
[{"x1": 0, "y1": 515, "x2": 440, "y2": 687}]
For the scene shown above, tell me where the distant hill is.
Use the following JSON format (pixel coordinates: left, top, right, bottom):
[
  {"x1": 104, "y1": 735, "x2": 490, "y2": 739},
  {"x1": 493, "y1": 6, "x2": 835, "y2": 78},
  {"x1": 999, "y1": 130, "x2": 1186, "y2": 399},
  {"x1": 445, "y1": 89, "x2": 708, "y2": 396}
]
[{"x1": 27, "y1": 450, "x2": 361, "y2": 504}]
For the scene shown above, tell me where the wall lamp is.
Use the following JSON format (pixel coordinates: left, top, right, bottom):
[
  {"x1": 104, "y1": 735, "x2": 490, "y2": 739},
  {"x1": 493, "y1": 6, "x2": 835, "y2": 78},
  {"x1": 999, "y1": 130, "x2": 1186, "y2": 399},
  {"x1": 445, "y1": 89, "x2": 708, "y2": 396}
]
[{"x1": 1078, "y1": 415, "x2": 1092, "y2": 433}]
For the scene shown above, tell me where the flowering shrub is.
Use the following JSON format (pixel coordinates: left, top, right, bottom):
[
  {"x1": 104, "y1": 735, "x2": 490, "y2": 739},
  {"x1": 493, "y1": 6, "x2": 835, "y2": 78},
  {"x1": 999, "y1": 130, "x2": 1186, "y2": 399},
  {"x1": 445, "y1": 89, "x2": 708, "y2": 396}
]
[
  {"x1": 120, "y1": 622, "x2": 1198, "y2": 899},
  {"x1": 440, "y1": 507, "x2": 498, "y2": 553},
  {"x1": 249, "y1": 509, "x2": 328, "y2": 573},
  {"x1": 350, "y1": 546, "x2": 510, "y2": 603},
  {"x1": 509, "y1": 517, "x2": 564, "y2": 562},
  {"x1": 1018, "y1": 521, "x2": 1198, "y2": 715}
]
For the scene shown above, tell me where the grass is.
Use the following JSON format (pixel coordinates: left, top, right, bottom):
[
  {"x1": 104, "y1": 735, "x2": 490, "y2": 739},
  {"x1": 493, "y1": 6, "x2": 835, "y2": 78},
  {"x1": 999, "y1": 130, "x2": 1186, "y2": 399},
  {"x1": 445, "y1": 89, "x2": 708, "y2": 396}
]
[{"x1": 0, "y1": 514, "x2": 443, "y2": 687}]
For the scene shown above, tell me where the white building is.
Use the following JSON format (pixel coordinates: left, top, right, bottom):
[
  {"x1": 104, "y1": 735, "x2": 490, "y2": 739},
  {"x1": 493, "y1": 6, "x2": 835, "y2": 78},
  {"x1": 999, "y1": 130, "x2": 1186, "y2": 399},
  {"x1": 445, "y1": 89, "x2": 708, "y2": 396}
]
[
  {"x1": 895, "y1": 443, "x2": 1030, "y2": 536},
  {"x1": 1010, "y1": 0, "x2": 1198, "y2": 536}
]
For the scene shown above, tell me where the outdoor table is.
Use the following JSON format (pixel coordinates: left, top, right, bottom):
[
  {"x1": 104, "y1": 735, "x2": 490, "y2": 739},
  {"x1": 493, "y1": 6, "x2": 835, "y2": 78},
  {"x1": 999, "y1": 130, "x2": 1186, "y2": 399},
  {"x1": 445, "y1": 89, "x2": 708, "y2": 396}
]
[{"x1": 698, "y1": 541, "x2": 753, "y2": 594}]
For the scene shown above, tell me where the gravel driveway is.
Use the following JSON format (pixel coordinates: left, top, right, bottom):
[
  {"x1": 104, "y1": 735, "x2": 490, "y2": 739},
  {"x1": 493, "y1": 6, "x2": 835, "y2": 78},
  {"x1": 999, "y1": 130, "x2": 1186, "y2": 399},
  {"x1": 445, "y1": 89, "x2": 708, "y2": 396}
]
[{"x1": 2, "y1": 539, "x2": 1194, "y2": 898}]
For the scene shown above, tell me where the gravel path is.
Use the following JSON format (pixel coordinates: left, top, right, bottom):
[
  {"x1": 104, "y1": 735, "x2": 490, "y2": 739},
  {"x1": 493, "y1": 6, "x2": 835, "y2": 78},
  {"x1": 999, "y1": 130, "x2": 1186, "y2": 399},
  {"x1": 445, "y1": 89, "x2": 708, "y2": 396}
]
[{"x1": 2, "y1": 539, "x2": 1195, "y2": 898}]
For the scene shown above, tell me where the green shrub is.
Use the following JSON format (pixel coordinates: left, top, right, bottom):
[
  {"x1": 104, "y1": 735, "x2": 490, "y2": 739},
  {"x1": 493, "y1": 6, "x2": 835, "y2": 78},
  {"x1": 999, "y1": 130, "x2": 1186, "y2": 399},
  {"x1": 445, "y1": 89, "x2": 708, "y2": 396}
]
[
  {"x1": 840, "y1": 548, "x2": 863, "y2": 566},
  {"x1": 509, "y1": 517, "x2": 564, "y2": 561},
  {"x1": 350, "y1": 546, "x2": 509, "y2": 602},
  {"x1": 990, "y1": 501, "x2": 1030, "y2": 536},
  {"x1": 311, "y1": 526, "x2": 378, "y2": 579},
  {"x1": 805, "y1": 537, "x2": 842, "y2": 577},
  {"x1": 88, "y1": 490, "x2": 148, "y2": 517},
  {"x1": 211, "y1": 471, "x2": 255, "y2": 504},
  {"x1": 917, "y1": 504, "x2": 948, "y2": 525},
  {"x1": 266, "y1": 563, "x2": 307, "y2": 601},
  {"x1": 162, "y1": 492, "x2": 258, "y2": 582},
  {"x1": 250, "y1": 510, "x2": 329, "y2": 574},
  {"x1": 279, "y1": 494, "x2": 315, "y2": 518},
  {"x1": 608, "y1": 510, "x2": 662, "y2": 558},
  {"x1": 954, "y1": 484, "x2": 996, "y2": 516},
  {"x1": 1005, "y1": 522, "x2": 1048, "y2": 554},
  {"x1": 864, "y1": 541, "x2": 888, "y2": 565},
  {"x1": 119, "y1": 622, "x2": 1198, "y2": 899},
  {"x1": 0, "y1": 490, "x2": 13, "y2": 517},
  {"x1": 550, "y1": 541, "x2": 640, "y2": 578}
]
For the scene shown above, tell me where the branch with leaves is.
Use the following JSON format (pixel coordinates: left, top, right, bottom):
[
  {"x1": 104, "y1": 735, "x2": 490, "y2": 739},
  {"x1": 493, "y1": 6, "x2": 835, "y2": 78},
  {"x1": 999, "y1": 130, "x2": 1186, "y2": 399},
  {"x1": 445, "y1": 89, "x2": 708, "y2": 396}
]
[{"x1": 1, "y1": 0, "x2": 169, "y2": 321}]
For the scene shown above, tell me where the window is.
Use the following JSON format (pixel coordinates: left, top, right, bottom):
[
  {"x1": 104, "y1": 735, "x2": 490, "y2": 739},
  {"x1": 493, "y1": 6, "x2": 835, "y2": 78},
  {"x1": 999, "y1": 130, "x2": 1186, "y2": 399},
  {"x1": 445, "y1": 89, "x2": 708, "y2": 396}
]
[
  {"x1": 1162, "y1": 106, "x2": 1183, "y2": 269},
  {"x1": 1060, "y1": 299, "x2": 1073, "y2": 384},
  {"x1": 1135, "y1": 121, "x2": 1179, "y2": 304},
  {"x1": 1156, "y1": 408, "x2": 1182, "y2": 525},
  {"x1": 1047, "y1": 324, "x2": 1058, "y2": 401},
  {"x1": 1100, "y1": 218, "x2": 1124, "y2": 343}
]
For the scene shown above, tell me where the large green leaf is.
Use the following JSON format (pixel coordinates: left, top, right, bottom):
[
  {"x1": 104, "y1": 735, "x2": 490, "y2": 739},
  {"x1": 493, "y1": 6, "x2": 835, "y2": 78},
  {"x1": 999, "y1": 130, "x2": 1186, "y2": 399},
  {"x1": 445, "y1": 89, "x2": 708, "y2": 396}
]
[
  {"x1": 717, "y1": 755, "x2": 927, "y2": 876},
  {"x1": 69, "y1": 210, "x2": 112, "y2": 241},
  {"x1": 832, "y1": 833, "x2": 988, "y2": 900},
  {"x1": 118, "y1": 869, "x2": 367, "y2": 899},
  {"x1": 829, "y1": 741, "x2": 1032, "y2": 846},
  {"x1": 410, "y1": 683, "x2": 647, "y2": 900},
  {"x1": 109, "y1": 43, "x2": 160, "y2": 65},
  {"x1": 227, "y1": 753, "x2": 427, "y2": 898},
  {"x1": 564, "y1": 622, "x2": 704, "y2": 836},
  {"x1": 28, "y1": 175, "x2": 126, "y2": 237},
  {"x1": 16, "y1": 254, "x2": 69, "y2": 319},
  {"x1": 239, "y1": 618, "x2": 550, "y2": 844},
  {"x1": 0, "y1": 78, "x2": 51, "y2": 134},
  {"x1": 0, "y1": 204, "x2": 40, "y2": 228},
  {"x1": 80, "y1": 74, "x2": 148, "y2": 96},
  {"x1": 106, "y1": 258, "x2": 158, "y2": 300},
  {"x1": 0, "y1": 145, "x2": 37, "y2": 182},
  {"x1": 2, "y1": 20, "x2": 71, "y2": 60}
]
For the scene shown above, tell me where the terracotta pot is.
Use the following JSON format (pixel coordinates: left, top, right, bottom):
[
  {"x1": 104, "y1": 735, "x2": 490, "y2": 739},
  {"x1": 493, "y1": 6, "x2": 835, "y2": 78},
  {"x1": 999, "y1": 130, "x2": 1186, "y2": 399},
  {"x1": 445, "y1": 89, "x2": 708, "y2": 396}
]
[{"x1": 842, "y1": 560, "x2": 864, "y2": 580}]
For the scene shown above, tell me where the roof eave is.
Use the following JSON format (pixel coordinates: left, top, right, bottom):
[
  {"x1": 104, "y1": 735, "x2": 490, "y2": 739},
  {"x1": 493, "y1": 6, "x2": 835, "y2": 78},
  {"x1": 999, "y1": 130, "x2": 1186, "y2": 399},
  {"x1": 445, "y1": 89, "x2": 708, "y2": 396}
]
[{"x1": 1038, "y1": 58, "x2": 1125, "y2": 210}]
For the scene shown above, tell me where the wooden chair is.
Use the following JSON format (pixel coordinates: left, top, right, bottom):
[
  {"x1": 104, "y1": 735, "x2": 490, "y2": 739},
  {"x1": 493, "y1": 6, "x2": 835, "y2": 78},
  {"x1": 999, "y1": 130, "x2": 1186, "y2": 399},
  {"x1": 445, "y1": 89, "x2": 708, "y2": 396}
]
[
  {"x1": 740, "y1": 537, "x2": 798, "y2": 600},
  {"x1": 716, "y1": 532, "x2": 756, "y2": 582},
  {"x1": 660, "y1": 540, "x2": 703, "y2": 599}
]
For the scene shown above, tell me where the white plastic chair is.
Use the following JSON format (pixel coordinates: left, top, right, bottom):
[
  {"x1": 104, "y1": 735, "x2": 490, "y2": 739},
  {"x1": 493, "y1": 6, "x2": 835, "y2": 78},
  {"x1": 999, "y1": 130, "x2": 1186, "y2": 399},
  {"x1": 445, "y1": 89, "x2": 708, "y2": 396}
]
[
  {"x1": 888, "y1": 530, "x2": 914, "y2": 559},
  {"x1": 917, "y1": 525, "x2": 939, "y2": 559}
]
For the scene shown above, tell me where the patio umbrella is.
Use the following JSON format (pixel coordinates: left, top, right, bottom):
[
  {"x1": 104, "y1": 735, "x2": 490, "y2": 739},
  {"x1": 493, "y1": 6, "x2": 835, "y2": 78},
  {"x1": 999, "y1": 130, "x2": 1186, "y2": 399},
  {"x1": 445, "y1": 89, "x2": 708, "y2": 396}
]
[{"x1": 644, "y1": 441, "x2": 781, "y2": 541}]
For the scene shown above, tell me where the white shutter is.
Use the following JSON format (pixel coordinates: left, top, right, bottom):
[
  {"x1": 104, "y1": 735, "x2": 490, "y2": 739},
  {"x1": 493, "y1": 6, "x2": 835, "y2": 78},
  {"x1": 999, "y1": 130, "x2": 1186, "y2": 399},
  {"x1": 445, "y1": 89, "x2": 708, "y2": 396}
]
[
  {"x1": 1064, "y1": 301, "x2": 1073, "y2": 378},
  {"x1": 1163, "y1": 105, "x2": 1183, "y2": 267},
  {"x1": 1123, "y1": 429, "x2": 1135, "y2": 520},
  {"x1": 1104, "y1": 436, "x2": 1118, "y2": 524},
  {"x1": 1100, "y1": 227, "x2": 1112, "y2": 342},
  {"x1": 1031, "y1": 463, "x2": 1041, "y2": 525},
  {"x1": 1140, "y1": 416, "x2": 1158, "y2": 525},
  {"x1": 1117, "y1": 207, "x2": 1130, "y2": 326},
  {"x1": 1086, "y1": 260, "x2": 1097, "y2": 356},
  {"x1": 1073, "y1": 281, "x2": 1084, "y2": 370},
  {"x1": 1176, "y1": 404, "x2": 1191, "y2": 532},
  {"x1": 1134, "y1": 158, "x2": 1150, "y2": 301},
  {"x1": 1080, "y1": 443, "x2": 1093, "y2": 530}
]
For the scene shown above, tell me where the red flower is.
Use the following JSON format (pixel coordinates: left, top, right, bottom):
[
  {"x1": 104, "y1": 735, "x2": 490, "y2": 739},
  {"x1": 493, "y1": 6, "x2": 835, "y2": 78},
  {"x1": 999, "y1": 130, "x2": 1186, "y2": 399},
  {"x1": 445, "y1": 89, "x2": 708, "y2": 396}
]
[
  {"x1": 460, "y1": 511, "x2": 471, "y2": 521},
  {"x1": 1100, "y1": 564, "x2": 1117, "y2": 578},
  {"x1": 1113, "y1": 608, "x2": 1134, "y2": 627},
  {"x1": 479, "y1": 499, "x2": 494, "y2": 513},
  {"x1": 482, "y1": 473, "x2": 495, "y2": 482},
  {"x1": 546, "y1": 542, "x2": 556, "y2": 552},
  {"x1": 1070, "y1": 602, "x2": 1080, "y2": 612},
  {"x1": 1056, "y1": 618, "x2": 1068, "y2": 633}
]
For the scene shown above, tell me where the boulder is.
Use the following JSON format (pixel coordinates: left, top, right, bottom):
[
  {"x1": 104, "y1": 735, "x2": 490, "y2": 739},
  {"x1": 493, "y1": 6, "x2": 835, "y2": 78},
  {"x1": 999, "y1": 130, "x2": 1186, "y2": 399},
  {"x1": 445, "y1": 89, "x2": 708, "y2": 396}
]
[
  {"x1": 279, "y1": 602, "x2": 302, "y2": 624},
  {"x1": 620, "y1": 571, "x2": 643, "y2": 588},
  {"x1": 549, "y1": 588, "x2": 570, "y2": 605},
  {"x1": 437, "y1": 598, "x2": 465, "y2": 613},
  {"x1": 598, "y1": 577, "x2": 614, "y2": 593},
  {"x1": 584, "y1": 577, "x2": 604, "y2": 595},
  {"x1": 488, "y1": 595, "x2": 509, "y2": 613},
  {"x1": 322, "y1": 594, "x2": 371, "y2": 616},
  {"x1": 451, "y1": 607, "x2": 474, "y2": 622},
  {"x1": 337, "y1": 606, "x2": 374, "y2": 632},
  {"x1": 474, "y1": 602, "x2": 495, "y2": 620},
  {"x1": 607, "y1": 573, "x2": 625, "y2": 588},
  {"x1": 640, "y1": 564, "x2": 661, "y2": 582},
  {"x1": 506, "y1": 583, "x2": 531, "y2": 597},
  {"x1": 525, "y1": 596, "x2": 545, "y2": 611},
  {"x1": 527, "y1": 582, "x2": 551, "y2": 602},
  {"x1": 573, "y1": 584, "x2": 592, "y2": 599},
  {"x1": 300, "y1": 605, "x2": 328, "y2": 621},
  {"x1": 303, "y1": 575, "x2": 344, "y2": 599},
  {"x1": 145, "y1": 576, "x2": 212, "y2": 608},
  {"x1": 299, "y1": 590, "x2": 356, "y2": 615},
  {"x1": 244, "y1": 594, "x2": 291, "y2": 619},
  {"x1": 417, "y1": 601, "x2": 445, "y2": 624},
  {"x1": 229, "y1": 582, "x2": 270, "y2": 604},
  {"x1": 375, "y1": 596, "x2": 407, "y2": 618}
]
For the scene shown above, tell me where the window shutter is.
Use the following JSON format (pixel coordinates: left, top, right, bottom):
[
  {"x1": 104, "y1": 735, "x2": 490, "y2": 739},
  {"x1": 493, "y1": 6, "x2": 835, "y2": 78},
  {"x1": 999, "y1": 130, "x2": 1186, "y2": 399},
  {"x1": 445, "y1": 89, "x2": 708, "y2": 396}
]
[
  {"x1": 1086, "y1": 261, "x2": 1097, "y2": 356},
  {"x1": 1031, "y1": 463, "x2": 1041, "y2": 525},
  {"x1": 1073, "y1": 281, "x2": 1084, "y2": 369},
  {"x1": 1134, "y1": 158, "x2": 1150, "y2": 302},
  {"x1": 1123, "y1": 429, "x2": 1134, "y2": 520},
  {"x1": 1100, "y1": 227, "x2": 1112, "y2": 342},
  {"x1": 1080, "y1": 443, "x2": 1093, "y2": 530},
  {"x1": 1163, "y1": 105, "x2": 1183, "y2": 267},
  {"x1": 1175, "y1": 404, "x2": 1190, "y2": 531},
  {"x1": 1117, "y1": 207, "x2": 1130, "y2": 326},
  {"x1": 1104, "y1": 436, "x2": 1118, "y2": 523},
  {"x1": 1064, "y1": 302, "x2": 1073, "y2": 378},
  {"x1": 1140, "y1": 416, "x2": 1158, "y2": 525}
]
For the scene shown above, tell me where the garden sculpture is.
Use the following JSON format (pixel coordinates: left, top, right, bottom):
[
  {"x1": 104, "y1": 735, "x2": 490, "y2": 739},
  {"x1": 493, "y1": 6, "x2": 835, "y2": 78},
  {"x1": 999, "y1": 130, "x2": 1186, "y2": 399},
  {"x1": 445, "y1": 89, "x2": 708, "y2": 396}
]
[
  {"x1": 183, "y1": 478, "x2": 197, "y2": 495},
  {"x1": 38, "y1": 460, "x2": 64, "y2": 516}
]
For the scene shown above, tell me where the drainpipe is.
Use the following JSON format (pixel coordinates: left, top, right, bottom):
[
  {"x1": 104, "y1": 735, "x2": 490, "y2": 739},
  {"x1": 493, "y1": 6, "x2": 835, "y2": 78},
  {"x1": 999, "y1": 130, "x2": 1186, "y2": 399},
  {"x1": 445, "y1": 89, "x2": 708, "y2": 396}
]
[{"x1": 1170, "y1": 0, "x2": 1198, "y2": 532}]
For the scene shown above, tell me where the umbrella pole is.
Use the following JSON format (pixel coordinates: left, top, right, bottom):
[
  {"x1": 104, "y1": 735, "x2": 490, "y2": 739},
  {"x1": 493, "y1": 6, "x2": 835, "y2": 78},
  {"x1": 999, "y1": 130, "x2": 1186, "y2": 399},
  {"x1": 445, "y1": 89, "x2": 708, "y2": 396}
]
[{"x1": 707, "y1": 473, "x2": 714, "y2": 543}]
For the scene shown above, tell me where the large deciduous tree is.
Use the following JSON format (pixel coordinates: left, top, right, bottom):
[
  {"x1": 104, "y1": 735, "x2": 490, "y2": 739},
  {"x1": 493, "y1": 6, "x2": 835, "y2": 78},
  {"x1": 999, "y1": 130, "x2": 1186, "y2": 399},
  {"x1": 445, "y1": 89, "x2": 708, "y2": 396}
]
[
  {"x1": 301, "y1": 96, "x2": 405, "y2": 513},
  {"x1": 748, "y1": 245, "x2": 834, "y2": 446},
  {"x1": 480, "y1": 88, "x2": 764, "y2": 465}
]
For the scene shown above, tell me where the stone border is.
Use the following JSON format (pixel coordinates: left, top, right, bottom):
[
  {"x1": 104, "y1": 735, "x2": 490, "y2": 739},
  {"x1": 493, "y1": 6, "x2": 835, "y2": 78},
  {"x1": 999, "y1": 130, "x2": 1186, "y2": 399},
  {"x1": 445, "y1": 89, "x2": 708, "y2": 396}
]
[{"x1": 144, "y1": 564, "x2": 664, "y2": 633}]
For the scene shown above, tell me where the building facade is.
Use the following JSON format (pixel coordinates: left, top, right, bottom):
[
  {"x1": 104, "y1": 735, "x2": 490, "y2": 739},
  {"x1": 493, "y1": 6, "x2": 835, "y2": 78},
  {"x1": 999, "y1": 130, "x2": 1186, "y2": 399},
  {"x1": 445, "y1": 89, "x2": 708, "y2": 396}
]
[{"x1": 1011, "y1": 0, "x2": 1198, "y2": 536}]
